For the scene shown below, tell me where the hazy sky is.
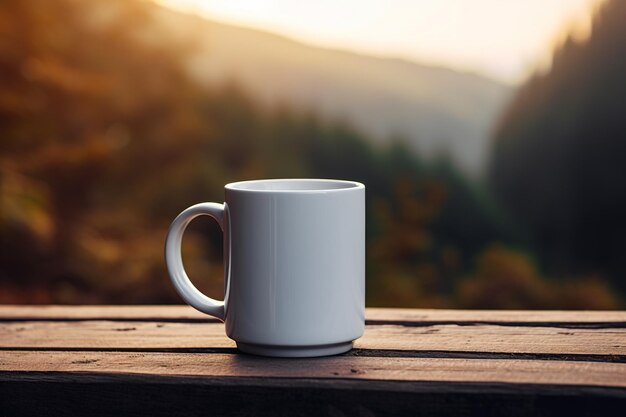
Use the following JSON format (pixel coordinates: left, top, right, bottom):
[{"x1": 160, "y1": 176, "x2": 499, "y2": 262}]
[{"x1": 159, "y1": 0, "x2": 603, "y2": 84}]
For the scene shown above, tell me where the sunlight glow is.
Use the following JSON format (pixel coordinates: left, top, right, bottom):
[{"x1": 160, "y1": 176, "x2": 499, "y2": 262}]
[{"x1": 157, "y1": 0, "x2": 603, "y2": 83}]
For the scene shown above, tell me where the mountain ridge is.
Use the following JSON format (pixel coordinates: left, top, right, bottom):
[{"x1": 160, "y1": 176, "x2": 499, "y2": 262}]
[{"x1": 151, "y1": 3, "x2": 513, "y2": 175}]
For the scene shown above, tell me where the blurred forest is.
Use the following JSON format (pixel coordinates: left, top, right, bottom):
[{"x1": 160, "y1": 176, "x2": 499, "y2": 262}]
[
  {"x1": 489, "y1": 0, "x2": 626, "y2": 303},
  {"x1": 0, "y1": 0, "x2": 622, "y2": 309}
]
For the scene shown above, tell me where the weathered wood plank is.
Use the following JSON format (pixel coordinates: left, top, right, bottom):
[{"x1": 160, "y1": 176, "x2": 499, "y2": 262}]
[
  {"x1": 356, "y1": 323, "x2": 626, "y2": 355},
  {"x1": 1, "y1": 320, "x2": 625, "y2": 356},
  {"x1": 0, "y1": 305, "x2": 210, "y2": 322},
  {"x1": 1, "y1": 306, "x2": 626, "y2": 417},
  {"x1": 0, "y1": 321, "x2": 233, "y2": 349},
  {"x1": 366, "y1": 308, "x2": 626, "y2": 326},
  {"x1": 1, "y1": 305, "x2": 625, "y2": 324},
  {"x1": 1, "y1": 351, "x2": 625, "y2": 388}
]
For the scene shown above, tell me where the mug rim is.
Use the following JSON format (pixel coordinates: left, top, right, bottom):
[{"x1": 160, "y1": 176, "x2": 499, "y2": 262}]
[{"x1": 225, "y1": 178, "x2": 364, "y2": 193}]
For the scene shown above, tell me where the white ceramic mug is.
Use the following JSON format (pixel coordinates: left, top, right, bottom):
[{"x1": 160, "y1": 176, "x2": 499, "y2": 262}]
[{"x1": 165, "y1": 178, "x2": 365, "y2": 357}]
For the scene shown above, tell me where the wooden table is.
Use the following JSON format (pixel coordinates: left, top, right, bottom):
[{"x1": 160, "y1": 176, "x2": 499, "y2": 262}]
[{"x1": 1, "y1": 306, "x2": 625, "y2": 416}]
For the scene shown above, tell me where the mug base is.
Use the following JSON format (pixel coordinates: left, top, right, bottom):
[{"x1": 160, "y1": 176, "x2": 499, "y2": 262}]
[{"x1": 236, "y1": 341, "x2": 353, "y2": 358}]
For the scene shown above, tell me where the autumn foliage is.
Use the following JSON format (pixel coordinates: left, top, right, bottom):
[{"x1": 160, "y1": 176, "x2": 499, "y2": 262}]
[{"x1": 0, "y1": 0, "x2": 621, "y2": 308}]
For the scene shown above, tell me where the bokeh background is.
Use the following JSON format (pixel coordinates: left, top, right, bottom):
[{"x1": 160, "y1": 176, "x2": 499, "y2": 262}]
[{"x1": 1, "y1": 0, "x2": 624, "y2": 308}]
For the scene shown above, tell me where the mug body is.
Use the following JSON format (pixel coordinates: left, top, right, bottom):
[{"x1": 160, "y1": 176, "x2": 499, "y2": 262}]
[{"x1": 223, "y1": 179, "x2": 365, "y2": 357}]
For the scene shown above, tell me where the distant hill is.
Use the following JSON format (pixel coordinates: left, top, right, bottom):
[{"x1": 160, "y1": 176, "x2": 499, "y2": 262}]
[{"x1": 149, "y1": 5, "x2": 512, "y2": 175}]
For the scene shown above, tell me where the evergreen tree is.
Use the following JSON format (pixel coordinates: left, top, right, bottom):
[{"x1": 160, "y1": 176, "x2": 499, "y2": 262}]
[{"x1": 489, "y1": 0, "x2": 626, "y2": 293}]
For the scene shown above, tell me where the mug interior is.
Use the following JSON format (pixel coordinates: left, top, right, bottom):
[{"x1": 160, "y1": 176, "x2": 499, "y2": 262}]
[{"x1": 226, "y1": 179, "x2": 363, "y2": 192}]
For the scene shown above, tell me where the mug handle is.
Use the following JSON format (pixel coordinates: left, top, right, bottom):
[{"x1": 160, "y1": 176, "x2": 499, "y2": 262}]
[{"x1": 165, "y1": 203, "x2": 226, "y2": 321}]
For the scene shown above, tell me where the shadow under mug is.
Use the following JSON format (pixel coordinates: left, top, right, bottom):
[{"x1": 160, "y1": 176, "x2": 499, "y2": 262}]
[{"x1": 164, "y1": 178, "x2": 365, "y2": 357}]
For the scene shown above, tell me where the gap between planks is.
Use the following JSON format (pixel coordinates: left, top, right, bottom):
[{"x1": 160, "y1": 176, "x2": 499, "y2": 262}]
[{"x1": 0, "y1": 346, "x2": 624, "y2": 364}]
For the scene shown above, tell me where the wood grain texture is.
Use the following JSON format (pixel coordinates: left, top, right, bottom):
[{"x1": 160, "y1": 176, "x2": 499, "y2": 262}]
[
  {"x1": 0, "y1": 305, "x2": 211, "y2": 322},
  {"x1": 1, "y1": 351, "x2": 626, "y2": 388},
  {"x1": 1, "y1": 320, "x2": 625, "y2": 356},
  {"x1": 2, "y1": 353, "x2": 626, "y2": 417},
  {"x1": 1, "y1": 306, "x2": 626, "y2": 417},
  {"x1": 1, "y1": 305, "x2": 625, "y2": 324},
  {"x1": 366, "y1": 308, "x2": 626, "y2": 327}
]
